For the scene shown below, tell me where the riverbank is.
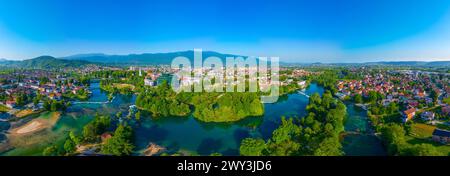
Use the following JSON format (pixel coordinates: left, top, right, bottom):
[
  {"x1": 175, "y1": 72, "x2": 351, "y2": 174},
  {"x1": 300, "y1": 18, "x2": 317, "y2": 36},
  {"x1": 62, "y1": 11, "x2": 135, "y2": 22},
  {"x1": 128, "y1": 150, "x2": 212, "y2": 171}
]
[{"x1": 9, "y1": 112, "x2": 61, "y2": 135}]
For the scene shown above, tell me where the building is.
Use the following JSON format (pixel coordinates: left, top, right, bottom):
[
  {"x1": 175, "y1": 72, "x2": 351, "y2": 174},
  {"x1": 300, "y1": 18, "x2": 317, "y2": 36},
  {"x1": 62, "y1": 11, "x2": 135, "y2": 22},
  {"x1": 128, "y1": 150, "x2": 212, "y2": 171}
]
[
  {"x1": 297, "y1": 81, "x2": 306, "y2": 88},
  {"x1": 402, "y1": 108, "x2": 416, "y2": 122},
  {"x1": 101, "y1": 132, "x2": 112, "y2": 142},
  {"x1": 420, "y1": 111, "x2": 435, "y2": 121},
  {"x1": 432, "y1": 129, "x2": 450, "y2": 144},
  {"x1": 144, "y1": 78, "x2": 156, "y2": 86},
  {"x1": 5, "y1": 100, "x2": 16, "y2": 109},
  {"x1": 442, "y1": 105, "x2": 450, "y2": 116}
]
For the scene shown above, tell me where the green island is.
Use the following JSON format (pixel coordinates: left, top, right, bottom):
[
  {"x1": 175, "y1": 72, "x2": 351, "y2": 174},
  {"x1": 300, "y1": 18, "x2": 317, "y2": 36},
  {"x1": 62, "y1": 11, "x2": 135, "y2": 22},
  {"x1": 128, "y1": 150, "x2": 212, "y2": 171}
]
[{"x1": 135, "y1": 82, "x2": 264, "y2": 122}]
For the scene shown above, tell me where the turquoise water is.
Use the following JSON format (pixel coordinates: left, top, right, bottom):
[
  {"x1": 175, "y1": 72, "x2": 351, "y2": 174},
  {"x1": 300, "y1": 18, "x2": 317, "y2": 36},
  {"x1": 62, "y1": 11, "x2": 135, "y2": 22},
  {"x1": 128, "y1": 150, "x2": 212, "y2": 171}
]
[
  {"x1": 342, "y1": 103, "x2": 387, "y2": 156},
  {"x1": 1, "y1": 82, "x2": 385, "y2": 156},
  {"x1": 132, "y1": 84, "x2": 323, "y2": 155}
]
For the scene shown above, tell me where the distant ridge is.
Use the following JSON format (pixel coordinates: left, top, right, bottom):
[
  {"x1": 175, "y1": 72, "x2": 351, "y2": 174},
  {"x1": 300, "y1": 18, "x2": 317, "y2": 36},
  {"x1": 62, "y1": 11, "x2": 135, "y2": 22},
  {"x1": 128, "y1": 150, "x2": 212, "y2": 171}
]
[
  {"x1": 0, "y1": 51, "x2": 448, "y2": 68},
  {"x1": 62, "y1": 51, "x2": 449, "y2": 67},
  {"x1": 283, "y1": 61, "x2": 450, "y2": 67},
  {"x1": 364, "y1": 61, "x2": 450, "y2": 67},
  {"x1": 61, "y1": 50, "x2": 242, "y2": 65}
]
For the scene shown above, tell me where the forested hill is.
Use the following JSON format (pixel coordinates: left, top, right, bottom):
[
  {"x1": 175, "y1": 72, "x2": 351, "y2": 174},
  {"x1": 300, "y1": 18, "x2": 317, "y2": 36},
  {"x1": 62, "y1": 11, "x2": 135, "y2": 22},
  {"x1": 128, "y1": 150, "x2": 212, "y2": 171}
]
[{"x1": 0, "y1": 56, "x2": 93, "y2": 69}]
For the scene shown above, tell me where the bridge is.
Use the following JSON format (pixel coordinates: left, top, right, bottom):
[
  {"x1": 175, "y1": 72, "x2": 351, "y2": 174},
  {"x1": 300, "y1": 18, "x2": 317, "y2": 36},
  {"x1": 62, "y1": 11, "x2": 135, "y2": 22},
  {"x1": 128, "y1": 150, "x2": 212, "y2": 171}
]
[
  {"x1": 297, "y1": 90, "x2": 310, "y2": 98},
  {"x1": 72, "y1": 96, "x2": 115, "y2": 105},
  {"x1": 72, "y1": 101, "x2": 110, "y2": 104}
]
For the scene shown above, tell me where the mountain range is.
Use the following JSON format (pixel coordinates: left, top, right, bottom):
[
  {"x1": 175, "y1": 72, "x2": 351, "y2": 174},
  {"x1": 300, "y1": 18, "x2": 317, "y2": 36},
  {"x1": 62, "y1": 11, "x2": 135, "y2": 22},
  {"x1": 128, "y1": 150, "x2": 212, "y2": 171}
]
[
  {"x1": 61, "y1": 50, "x2": 242, "y2": 65},
  {"x1": 0, "y1": 50, "x2": 449, "y2": 69}
]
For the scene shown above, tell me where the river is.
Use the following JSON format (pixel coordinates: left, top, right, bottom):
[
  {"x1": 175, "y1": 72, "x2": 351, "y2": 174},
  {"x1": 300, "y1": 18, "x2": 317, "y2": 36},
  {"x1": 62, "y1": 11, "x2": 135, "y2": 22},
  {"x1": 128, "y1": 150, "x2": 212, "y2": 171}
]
[{"x1": 0, "y1": 82, "x2": 386, "y2": 156}]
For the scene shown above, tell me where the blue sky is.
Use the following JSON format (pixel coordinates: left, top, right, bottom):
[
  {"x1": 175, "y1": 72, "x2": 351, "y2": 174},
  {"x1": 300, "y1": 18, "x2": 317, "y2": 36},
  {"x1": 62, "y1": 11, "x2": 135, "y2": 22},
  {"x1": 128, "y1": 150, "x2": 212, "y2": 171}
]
[{"x1": 1, "y1": 0, "x2": 450, "y2": 62}]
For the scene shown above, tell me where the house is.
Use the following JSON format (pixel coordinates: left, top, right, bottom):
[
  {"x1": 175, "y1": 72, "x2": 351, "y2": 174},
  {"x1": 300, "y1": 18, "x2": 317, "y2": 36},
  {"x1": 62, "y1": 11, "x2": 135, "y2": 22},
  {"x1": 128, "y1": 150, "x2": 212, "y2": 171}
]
[
  {"x1": 101, "y1": 132, "x2": 112, "y2": 142},
  {"x1": 5, "y1": 100, "x2": 16, "y2": 109},
  {"x1": 420, "y1": 111, "x2": 435, "y2": 121},
  {"x1": 407, "y1": 100, "x2": 419, "y2": 108},
  {"x1": 49, "y1": 93, "x2": 62, "y2": 100},
  {"x1": 442, "y1": 105, "x2": 450, "y2": 116},
  {"x1": 144, "y1": 78, "x2": 156, "y2": 86},
  {"x1": 382, "y1": 99, "x2": 393, "y2": 106},
  {"x1": 432, "y1": 129, "x2": 450, "y2": 144},
  {"x1": 425, "y1": 97, "x2": 433, "y2": 105},
  {"x1": 402, "y1": 108, "x2": 416, "y2": 122},
  {"x1": 297, "y1": 81, "x2": 306, "y2": 88},
  {"x1": 414, "y1": 90, "x2": 426, "y2": 99}
]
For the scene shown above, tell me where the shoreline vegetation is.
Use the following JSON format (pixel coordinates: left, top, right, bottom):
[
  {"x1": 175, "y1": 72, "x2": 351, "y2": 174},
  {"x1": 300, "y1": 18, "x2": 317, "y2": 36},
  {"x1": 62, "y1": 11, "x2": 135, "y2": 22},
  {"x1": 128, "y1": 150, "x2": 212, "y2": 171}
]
[{"x1": 41, "y1": 114, "x2": 135, "y2": 156}]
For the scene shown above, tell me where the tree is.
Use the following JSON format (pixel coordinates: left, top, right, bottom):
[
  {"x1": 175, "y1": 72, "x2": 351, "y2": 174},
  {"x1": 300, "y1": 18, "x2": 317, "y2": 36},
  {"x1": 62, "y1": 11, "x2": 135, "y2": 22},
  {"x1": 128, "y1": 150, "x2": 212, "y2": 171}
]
[
  {"x1": 15, "y1": 93, "x2": 27, "y2": 106},
  {"x1": 401, "y1": 144, "x2": 444, "y2": 156},
  {"x1": 50, "y1": 101, "x2": 58, "y2": 111},
  {"x1": 240, "y1": 138, "x2": 266, "y2": 156},
  {"x1": 116, "y1": 111, "x2": 122, "y2": 118},
  {"x1": 249, "y1": 99, "x2": 264, "y2": 115},
  {"x1": 313, "y1": 136, "x2": 343, "y2": 156},
  {"x1": 367, "y1": 91, "x2": 379, "y2": 104},
  {"x1": 83, "y1": 115, "x2": 111, "y2": 142},
  {"x1": 33, "y1": 97, "x2": 40, "y2": 106},
  {"x1": 265, "y1": 118, "x2": 301, "y2": 156},
  {"x1": 430, "y1": 89, "x2": 439, "y2": 105},
  {"x1": 69, "y1": 131, "x2": 81, "y2": 145},
  {"x1": 82, "y1": 123, "x2": 97, "y2": 142},
  {"x1": 101, "y1": 124, "x2": 134, "y2": 156},
  {"x1": 135, "y1": 111, "x2": 141, "y2": 121},
  {"x1": 354, "y1": 94, "x2": 363, "y2": 104},
  {"x1": 64, "y1": 138, "x2": 77, "y2": 154},
  {"x1": 386, "y1": 102, "x2": 399, "y2": 114},
  {"x1": 43, "y1": 100, "x2": 51, "y2": 111},
  {"x1": 381, "y1": 124, "x2": 406, "y2": 155},
  {"x1": 43, "y1": 145, "x2": 58, "y2": 156}
]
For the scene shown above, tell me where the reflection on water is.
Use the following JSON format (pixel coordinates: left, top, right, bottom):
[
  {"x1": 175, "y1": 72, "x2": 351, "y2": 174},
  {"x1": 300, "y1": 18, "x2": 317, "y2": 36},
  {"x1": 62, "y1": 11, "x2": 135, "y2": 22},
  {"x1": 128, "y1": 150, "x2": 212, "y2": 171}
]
[{"x1": 1, "y1": 82, "x2": 385, "y2": 156}]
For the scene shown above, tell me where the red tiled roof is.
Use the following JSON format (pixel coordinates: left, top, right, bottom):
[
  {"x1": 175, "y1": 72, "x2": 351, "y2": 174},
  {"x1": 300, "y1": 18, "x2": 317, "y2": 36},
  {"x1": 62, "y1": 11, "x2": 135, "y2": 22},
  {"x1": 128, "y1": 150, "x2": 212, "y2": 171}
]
[{"x1": 404, "y1": 108, "x2": 416, "y2": 115}]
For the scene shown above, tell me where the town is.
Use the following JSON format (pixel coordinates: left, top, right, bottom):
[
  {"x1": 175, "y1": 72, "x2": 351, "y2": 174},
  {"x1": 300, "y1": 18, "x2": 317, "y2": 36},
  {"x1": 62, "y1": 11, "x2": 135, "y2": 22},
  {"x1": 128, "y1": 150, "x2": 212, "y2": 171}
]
[
  {"x1": 0, "y1": 69, "x2": 92, "y2": 118},
  {"x1": 335, "y1": 68, "x2": 450, "y2": 145}
]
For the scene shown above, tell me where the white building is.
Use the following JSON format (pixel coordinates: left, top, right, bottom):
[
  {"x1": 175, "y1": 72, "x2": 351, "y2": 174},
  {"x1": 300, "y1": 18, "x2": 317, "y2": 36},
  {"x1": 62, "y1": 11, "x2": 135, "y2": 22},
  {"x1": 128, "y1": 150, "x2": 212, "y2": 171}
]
[
  {"x1": 298, "y1": 81, "x2": 306, "y2": 88},
  {"x1": 144, "y1": 78, "x2": 156, "y2": 86}
]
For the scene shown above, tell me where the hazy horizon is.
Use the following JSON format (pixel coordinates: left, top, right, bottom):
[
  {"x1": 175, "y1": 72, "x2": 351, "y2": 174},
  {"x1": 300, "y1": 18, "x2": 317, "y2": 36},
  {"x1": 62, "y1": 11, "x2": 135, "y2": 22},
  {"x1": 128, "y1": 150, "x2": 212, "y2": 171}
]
[{"x1": 1, "y1": 50, "x2": 450, "y2": 64}]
